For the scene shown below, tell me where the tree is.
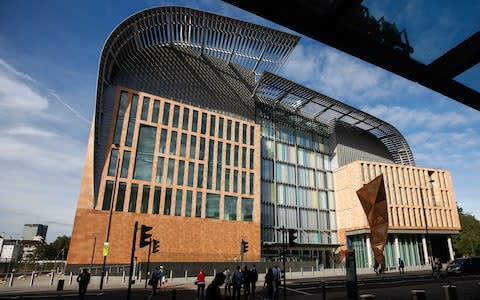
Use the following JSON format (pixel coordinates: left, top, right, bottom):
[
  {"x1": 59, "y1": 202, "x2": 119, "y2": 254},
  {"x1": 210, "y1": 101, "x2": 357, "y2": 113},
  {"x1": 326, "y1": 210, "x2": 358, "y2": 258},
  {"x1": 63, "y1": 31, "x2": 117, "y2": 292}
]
[
  {"x1": 453, "y1": 208, "x2": 480, "y2": 257},
  {"x1": 33, "y1": 236, "x2": 70, "y2": 260}
]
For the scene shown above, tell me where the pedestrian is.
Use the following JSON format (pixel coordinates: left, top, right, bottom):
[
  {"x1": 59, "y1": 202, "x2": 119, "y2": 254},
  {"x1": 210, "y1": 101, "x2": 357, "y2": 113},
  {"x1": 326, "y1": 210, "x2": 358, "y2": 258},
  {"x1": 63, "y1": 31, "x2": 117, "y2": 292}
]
[
  {"x1": 196, "y1": 269, "x2": 206, "y2": 300},
  {"x1": 159, "y1": 266, "x2": 166, "y2": 287},
  {"x1": 398, "y1": 258, "x2": 405, "y2": 275},
  {"x1": 373, "y1": 261, "x2": 379, "y2": 275},
  {"x1": 149, "y1": 267, "x2": 161, "y2": 295},
  {"x1": 223, "y1": 267, "x2": 232, "y2": 296},
  {"x1": 242, "y1": 265, "x2": 250, "y2": 298},
  {"x1": 76, "y1": 268, "x2": 90, "y2": 299},
  {"x1": 250, "y1": 264, "x2": 258, "y2": 296},
  {"x1": 272, "y1": 265, "x2": 281, "y2": 300},
  {"x1": 232, "y1": 266, "x2": 243, "y2": 300},
  {"x1": 206, "y1": 272, "x2": 226, "y2": 300},
  {"x1": 263, "y1": 268, "x2": 274, "y2": 300}
]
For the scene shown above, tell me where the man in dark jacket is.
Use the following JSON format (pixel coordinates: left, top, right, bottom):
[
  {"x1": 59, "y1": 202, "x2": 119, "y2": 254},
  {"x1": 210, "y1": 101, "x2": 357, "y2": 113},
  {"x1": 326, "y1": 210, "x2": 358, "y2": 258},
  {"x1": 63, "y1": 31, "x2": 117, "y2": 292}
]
[
  {"x1": 206, "y1": 272, "x2": 226, "y2": 300},
  {"x1": 76, "y1": 268, "x2": 90, "y2": 299}
]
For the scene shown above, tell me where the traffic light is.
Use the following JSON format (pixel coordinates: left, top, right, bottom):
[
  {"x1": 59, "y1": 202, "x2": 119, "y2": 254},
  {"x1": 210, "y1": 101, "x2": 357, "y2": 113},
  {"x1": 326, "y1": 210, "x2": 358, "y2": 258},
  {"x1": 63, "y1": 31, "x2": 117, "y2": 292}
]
[
  {"x1": 288, "y1": 229, "x2": 298, "y2": 246},
  {"x1": 241, "y1": 239, "x2": 249, "y2": 254},
  {"x1": 152, "y1": 239, "x2": 160, "y2": 253},
  {"x1": 140, "y1": 225, "x2": 152, "y2": 248}
]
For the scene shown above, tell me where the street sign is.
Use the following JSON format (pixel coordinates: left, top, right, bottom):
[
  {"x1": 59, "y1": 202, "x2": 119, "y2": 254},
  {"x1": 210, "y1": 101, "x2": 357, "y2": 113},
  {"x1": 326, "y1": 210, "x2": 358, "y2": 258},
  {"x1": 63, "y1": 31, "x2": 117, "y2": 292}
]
[{"x1": 103, "y1": 242, "x2": 110, "y2": 257}]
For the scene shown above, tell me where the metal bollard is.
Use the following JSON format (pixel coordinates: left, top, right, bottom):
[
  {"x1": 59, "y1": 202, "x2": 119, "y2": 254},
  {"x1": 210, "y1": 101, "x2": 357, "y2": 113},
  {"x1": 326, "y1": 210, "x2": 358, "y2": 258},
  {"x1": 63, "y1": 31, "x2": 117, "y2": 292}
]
[
  {"x1": 49, "y1": 271, "x2": 55, "y2": 286},
  {"x1": 312, "y1": 266, "x2": 314, "y2": 276},
  {"x1": 29, "y1": 271, "x2": 35, "y2": 286},
  {"x1": 8, "y1": 273, "x2": 14, "y2": 287},
  {"x1": 69, "y1": 272, "x2": 73, "y2": 285},
  {"x1": 301, "y1": 266, "x2": 303, "y2": 276},
  {"x1": 184, "y1": 270, "x2": 188, "y2": 281},
  {"x1": 289, "y1": 267, "x2": 292, "y2": 279},
  {"x1": 359, "y1": 294, "x2": 376, "y2": 299},
  {"x1": 122, "y1": 269, "x2": 126, "y2": 284},
  {"x1": 443, "y1": 282, "x2": 457, "y2": 300},
  {"x1": 410, "y1": 289, "x2": 426, "y2": 300},
  {"x1": 170, "y1": 270, "x2": 173, "y2": 282},
  {"x1": 105, "y1": 270, "x2": 109, "y2": 284},
  {"x1": 171, "y1": 288, "x2": 177, "y2": 300},
  {"x1": 213, "y1": 269, "x2": 216, "y2": 276}
]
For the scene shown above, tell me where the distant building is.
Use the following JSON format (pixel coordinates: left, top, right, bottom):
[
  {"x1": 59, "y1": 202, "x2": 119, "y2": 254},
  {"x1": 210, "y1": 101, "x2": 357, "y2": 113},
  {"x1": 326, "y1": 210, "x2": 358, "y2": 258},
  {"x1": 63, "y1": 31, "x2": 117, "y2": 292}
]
[
  {"x1": 22, "y1": 224, "x2": 48, "y2": 241},
  {"x1": 0, "y1": 240, "x2": 22, "y2": 263}
]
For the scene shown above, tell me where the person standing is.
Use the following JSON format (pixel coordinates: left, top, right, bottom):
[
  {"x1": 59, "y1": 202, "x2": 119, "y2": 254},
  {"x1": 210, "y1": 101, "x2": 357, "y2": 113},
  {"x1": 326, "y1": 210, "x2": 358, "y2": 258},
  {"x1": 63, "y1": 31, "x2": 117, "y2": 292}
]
[
  {"x1": 398, "y1": 258, "x2": 405, "y2": 275},
  {"x1": 250, "y1": 265, "x2": 258, "y2": 296},
  {"x1": 242, "y1": 265, "x2": 250, "y2": 299},
  {"x1": 232, "y1": 266, "x2": 243, "y2": 300},
  {"x1": 272, "y1": 265, "x2": 281, "y2": 300},
  {"x1": 150, "y1": 267, "x2": 161, "y2": 295},
  {"x1": 196, "y1": 269, "x2": 206, "y2": 300},
  {"x1": 223, "y1": 267, "x2": 232, "y2": 297},
  {"x1": 263, "y1": 268, "x2": 274, "y2": 300},
  {"x1": 206, "y1": 272, "x2": 226, "y2": 300},
  {"x1": 76, "y1": 268, "x2": 90, "y2": 299}
]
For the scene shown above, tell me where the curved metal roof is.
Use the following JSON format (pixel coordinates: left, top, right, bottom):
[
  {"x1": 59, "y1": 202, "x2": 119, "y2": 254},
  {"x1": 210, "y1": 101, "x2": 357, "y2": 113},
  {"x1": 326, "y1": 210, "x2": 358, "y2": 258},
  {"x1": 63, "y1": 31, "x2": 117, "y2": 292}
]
[{"x1": 254, "y1": 72, "x2": 416, "y2": 166}]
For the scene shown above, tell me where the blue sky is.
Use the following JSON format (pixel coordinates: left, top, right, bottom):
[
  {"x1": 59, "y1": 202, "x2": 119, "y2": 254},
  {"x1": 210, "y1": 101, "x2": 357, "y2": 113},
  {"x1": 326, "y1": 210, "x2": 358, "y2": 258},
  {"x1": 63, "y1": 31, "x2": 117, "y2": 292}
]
[{"x1": 0, "y1": 0, "x2": 478, "y2": 242}]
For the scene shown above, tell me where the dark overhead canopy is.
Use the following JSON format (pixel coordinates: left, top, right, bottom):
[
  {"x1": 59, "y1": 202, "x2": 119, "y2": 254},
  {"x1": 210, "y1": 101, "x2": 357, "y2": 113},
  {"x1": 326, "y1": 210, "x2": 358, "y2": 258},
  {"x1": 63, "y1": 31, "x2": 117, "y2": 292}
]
[{"x1": 223, "y1": 0, "x2": 480, "y2": 110}]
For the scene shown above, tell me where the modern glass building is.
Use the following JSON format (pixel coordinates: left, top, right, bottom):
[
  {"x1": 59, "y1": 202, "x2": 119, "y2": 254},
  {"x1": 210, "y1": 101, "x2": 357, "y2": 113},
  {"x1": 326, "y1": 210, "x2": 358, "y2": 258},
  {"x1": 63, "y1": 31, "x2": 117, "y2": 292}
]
[{"x1": 67, "y1": 7, "x2": 460, "y2": 268}]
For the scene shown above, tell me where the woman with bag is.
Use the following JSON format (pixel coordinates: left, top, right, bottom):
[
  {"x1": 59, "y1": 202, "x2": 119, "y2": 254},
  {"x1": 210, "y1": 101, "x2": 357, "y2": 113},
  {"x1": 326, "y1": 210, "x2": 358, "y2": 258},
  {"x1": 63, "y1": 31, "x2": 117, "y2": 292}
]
[{"x1": 196, "y1": 269, "x2": 206, "y2": 300}]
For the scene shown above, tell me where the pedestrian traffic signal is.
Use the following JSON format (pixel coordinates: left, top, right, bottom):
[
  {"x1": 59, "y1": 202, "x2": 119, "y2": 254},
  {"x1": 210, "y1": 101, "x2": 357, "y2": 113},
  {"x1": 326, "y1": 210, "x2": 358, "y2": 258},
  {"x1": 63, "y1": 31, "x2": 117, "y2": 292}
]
[
  {"x1": 152, "y1": 239, "x2": 160, "y2": 253},
  {"x1": 140, "y1": 225, "x2": 153, "y2": 248},
  {"x1": 241, "y1": 239, "x2": 249, "y2": 253},
  {"x1": 288, "y1": 229, "x2": 298, "y2": 246}
]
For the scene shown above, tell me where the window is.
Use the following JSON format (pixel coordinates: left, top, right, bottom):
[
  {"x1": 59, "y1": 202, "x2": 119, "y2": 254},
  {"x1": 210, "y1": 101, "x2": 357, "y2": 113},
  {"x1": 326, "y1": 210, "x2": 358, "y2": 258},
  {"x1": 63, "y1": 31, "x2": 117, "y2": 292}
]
[
  {"x1": 175, "y1": 189, "x2": 183, "y2": 216},
  {"x1": 189, "y1": 136, "x2": 197, "y2": 159},
  {"x1": 207, "y1": 163, "x2": 213, "y2": 190},
  {"x1": 227, "y1": 120, "x2": 232, "y2": 140},
  {"x1": 249, "y1": 173, "x2": 254, "y2": 194},
  {"x1": 226, "y1": 144, "x2": 231, "y2": 165},
  {"x1": 113, "y1": 92, "x2": 128, "y2": 145},
  {"x1": 234, "y1": 122, "x2": 240, "y2": 142},
  {"x1": 182, "y1": 107, "x2": 189, "y2": 130},
  {"x1": 196, "y1": 192, "x2": 202, "y2": 217},
  {"x1": 164, "y1": 188, "x2": 172, "y2": 215},
  {"x1": 201, "y1": 112, "x2": 207, "y2": 134},
  {"x1": 125, "y1": 95, "x2": 138, "y2": 147},
  {"x1": 197, "y1": 164, "x2": 204, "y2": 188},
  {"x1": 218, "y1": 117, "x2": 224, "y2": 138},
  {"x1": 107, "y1": 148, "x2": 119, "y2": 177},
  {"x1": 206, "y1": 193, "x2": 220, "y2": 219},
  {"x1": 242, "y1": 124, "x2": 247, "y2": 144},
  {"x1": 172, "y1": 105, "x2": 180, "y2": 128},
  {"x1": 217, "y1": 142, "x2": 223, "y2": 164},
  {"x1": 210, "y1": 115, "x2": 216, "y2": 136},
  {"x1": 155, "y1": 157, "x2": 164, "y2": 183},
  {"x1": 242, "y1": 147, "x2": 246, "y2": 168},
  {"x1": 185, "y1": 191, "x2": 193, "y2": 217},
  {"x1": 242, "y1": 171, "x2": 246, "y2": 194},
  {"x1": 250, "y1": 149, "x2": 254, "y2": 169},
  {"x1": 187, "y1": 162, "x2": 195, "y2": 187},
  {"x1": 141, "y1": 185, "x2": 150, "y2": 213},
  {"x1": 233, "y1": 170, "x2": 238, "y2": 193},
  {"x1": 152, "y1": 100, "x2": 160, "y2": 123},
  {"x1": 133, "y1": 126, "x2": 156, "y2": 181},
  {"x1": 141, "y1": 97, "x2": 150, "y2": 121},
  {"x1": 162, "y1": 102, "x2": 170, "y2": 125},
  {"x1": 180, "y1": 133, "x2": 187, "y2": 157},
  {"x1": 216, "y1": 165, "x2": 222, "y2": 191},
  {"x1": 159, "y1": 129, "x2": 167, "y2": 153},
  {"x1": 128, "y1": 184, "x2": 138, "y2": 213},
  {"x1": 121, "y1": 151, "x2": 131, "y2": 178},
  {"x1": 250, "y1": 126, "x2": 255, "y2": 146},
  {"x1": 102, "y1": 180, "x2": 114, "y2": 210},
  {"x1": 224, "y1": 196, "x2": 237, "y2": 220},
  {"x1": 242, "y1": 197, "x2": 254, "y2": 221},
  {"x1": 152, "y1": 187, "x2": 161, "y2": 214},
  {"x1": 169, "y1": 131, "x2": 177, "y2": 155},
  {"x1": 234, "y1": 146, "x2": 239, "y2": 166},
  {"x1": 192, "y1": 110, "x2": 198, "y2": 132},
  {"x1": 177, "y1": 160, "x2": 185, "y2": 185},
  {"x1": 225, "y1": 169, "x2": 230, "y2": 192},
  {"x1": 115, "y1": 182, "x2": 126, "y2": 211},
  {"x1": 199, "y1": 138, "x2": 206, "y2": 160},
  {"x1": 166, "y1": 159, "x2": 175, "y2": 184}
]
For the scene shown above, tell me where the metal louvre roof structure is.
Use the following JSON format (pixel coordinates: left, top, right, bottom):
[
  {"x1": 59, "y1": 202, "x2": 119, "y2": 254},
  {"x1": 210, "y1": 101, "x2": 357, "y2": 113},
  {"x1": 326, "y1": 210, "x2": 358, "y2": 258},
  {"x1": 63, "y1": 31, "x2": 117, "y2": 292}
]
[{"x1": 254, "y1": 72, "x2": 416, "y2": 166}]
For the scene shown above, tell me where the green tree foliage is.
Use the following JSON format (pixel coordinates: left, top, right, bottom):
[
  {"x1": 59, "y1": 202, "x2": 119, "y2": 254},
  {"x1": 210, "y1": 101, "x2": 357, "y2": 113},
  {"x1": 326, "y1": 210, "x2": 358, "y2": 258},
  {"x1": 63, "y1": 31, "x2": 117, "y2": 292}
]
[
  {"x1": 453, "y1": 208, "x2": 480, "y2": 257},
  {"x1": 33, "y1": 235, "x2": 70, "y2": 260}
]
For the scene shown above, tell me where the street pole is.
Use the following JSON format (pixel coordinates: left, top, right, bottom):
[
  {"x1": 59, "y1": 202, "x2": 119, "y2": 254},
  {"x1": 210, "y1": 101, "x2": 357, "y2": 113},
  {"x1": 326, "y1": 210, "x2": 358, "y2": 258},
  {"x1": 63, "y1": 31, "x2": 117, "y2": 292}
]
[
  {"x1": 144, "y1": 238, "x2": 152, "y2": 289},
  {"x1": 100, "y1": 146, "x2": 121, "y2": 290},
  {"x1": 282, "y1": 225, "x2": 286, "y2": 299},
  {"x1": 127, "y1": 221, "x2": 138, "y2": 300}
]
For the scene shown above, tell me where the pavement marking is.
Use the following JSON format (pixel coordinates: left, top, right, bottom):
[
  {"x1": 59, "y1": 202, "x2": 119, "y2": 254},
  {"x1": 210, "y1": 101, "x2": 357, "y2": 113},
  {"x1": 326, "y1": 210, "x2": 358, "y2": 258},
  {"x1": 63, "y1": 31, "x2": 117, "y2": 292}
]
[{"x1": 284, "y1": 286, "x2": 312, "y2": 295}]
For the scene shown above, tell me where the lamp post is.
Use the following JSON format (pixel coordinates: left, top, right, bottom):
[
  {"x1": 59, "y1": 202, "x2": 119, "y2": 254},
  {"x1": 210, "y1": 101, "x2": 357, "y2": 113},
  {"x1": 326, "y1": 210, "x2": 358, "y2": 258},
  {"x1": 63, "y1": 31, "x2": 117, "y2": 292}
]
[
  {"x1": 420, "y1": 179, "x2": 435, "y2": 275},
  {"x1": 100, "y1": 145, "x2": 121, "y2": 290}
]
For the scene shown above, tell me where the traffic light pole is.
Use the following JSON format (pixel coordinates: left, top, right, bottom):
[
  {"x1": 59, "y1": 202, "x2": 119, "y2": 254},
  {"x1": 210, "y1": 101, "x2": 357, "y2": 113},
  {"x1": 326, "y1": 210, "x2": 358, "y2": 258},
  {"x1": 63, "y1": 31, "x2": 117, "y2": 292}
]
[
  {"x1": 127, "y1": 221, "x2": 138, "y2": 300},
  {"x1": 144, "y1": 238, "x2": 152, "y2": 289}
]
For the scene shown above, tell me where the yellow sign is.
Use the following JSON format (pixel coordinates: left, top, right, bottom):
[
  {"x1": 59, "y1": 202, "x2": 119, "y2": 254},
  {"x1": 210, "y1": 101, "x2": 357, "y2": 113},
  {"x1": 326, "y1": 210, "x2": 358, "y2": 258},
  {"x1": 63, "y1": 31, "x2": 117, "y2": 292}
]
[{"x1": 103, "y1": 242, "x2": 110, "y2": 256}]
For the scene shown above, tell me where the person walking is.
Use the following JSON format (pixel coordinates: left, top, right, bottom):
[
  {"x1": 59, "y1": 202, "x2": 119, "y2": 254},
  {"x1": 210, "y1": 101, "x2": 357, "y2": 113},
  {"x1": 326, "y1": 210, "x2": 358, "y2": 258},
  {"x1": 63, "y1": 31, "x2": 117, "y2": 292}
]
[
  {"x1": 149, "y1": 267, "x2": 161, "y2": 295},
  {"x1": 263, "y1": 268, "x2": 274, "y2": 300},
  {"x1": 272, "y1": 265, "x2": 281, "y2": 300},
  {"x1": 232, "y1": 266, "x2": 243, "y2": 300},
  {"x1": 242, "y1": 265, "x2": 250, "y2": 299},
  {"x1": 76, "y1": 268, "x2": 90, "y2": 299},
  {"x1": 250, "y1": 265, "x2": 258, "y2": 296},
  {"x1": 223, "y1": 267, "x2": 232, "y2": 297},
  {"x1": 196, "y1": 269, "x2": 206, "y2": 300},
  {"x1": 206, "y1": 272, "x2": 226, "y2": 300},
  {"x1": 398, "y1": 258, "x2": 405, "y2": 275}
]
